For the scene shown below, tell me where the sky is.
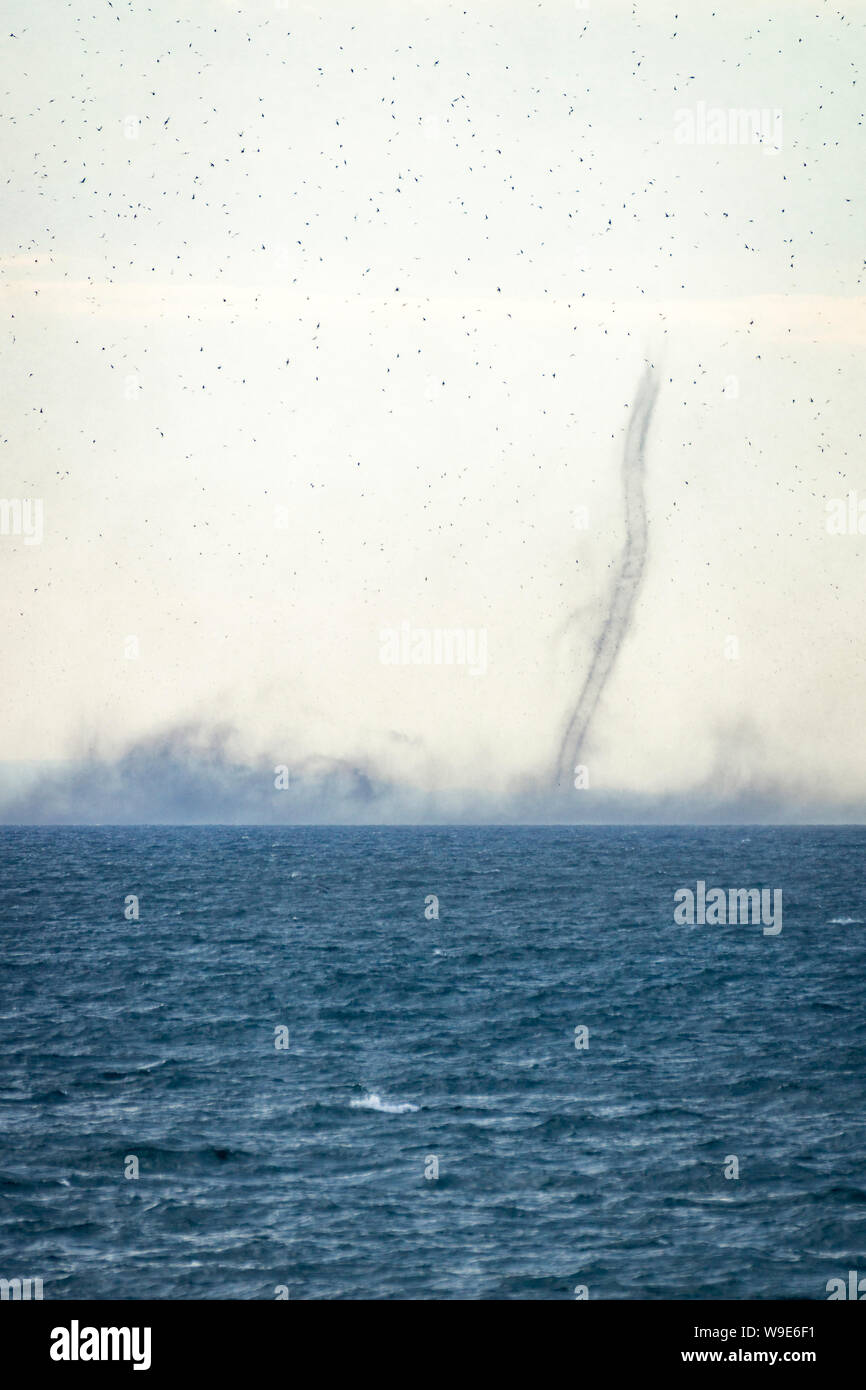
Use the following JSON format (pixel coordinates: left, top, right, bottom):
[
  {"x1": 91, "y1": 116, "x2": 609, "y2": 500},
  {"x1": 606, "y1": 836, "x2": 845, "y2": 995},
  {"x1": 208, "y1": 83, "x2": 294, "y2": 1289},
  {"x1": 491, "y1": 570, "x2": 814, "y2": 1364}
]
[{"x1": 0, "y1": 0, "x2": 864, "y2": 822}]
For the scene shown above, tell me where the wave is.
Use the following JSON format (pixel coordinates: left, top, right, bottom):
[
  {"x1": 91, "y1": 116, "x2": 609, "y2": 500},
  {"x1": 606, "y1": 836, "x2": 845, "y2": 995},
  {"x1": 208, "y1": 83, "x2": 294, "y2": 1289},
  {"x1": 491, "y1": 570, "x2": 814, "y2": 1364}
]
[{"x1": 350, "y1": 1092, "x2": 419, "y2": 1114}]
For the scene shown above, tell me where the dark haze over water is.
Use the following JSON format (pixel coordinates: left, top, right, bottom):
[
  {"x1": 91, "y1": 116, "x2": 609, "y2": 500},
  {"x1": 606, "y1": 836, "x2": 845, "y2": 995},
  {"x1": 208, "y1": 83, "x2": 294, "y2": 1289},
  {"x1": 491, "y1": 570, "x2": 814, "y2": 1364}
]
[{"x1": 2, "y1": 825, "x2": 865, "y2": 1300}]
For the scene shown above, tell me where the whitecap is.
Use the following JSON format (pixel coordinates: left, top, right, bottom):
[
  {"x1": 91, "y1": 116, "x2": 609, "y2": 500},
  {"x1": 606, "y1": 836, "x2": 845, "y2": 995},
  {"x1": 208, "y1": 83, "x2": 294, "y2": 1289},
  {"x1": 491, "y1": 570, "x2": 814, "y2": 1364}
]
[
  {"x1": 350, "y1": 1092, "x2": 419, "y2": 1114},
  {"x1": 828, "y1": 917, "x2": 862, "y2": 925}
]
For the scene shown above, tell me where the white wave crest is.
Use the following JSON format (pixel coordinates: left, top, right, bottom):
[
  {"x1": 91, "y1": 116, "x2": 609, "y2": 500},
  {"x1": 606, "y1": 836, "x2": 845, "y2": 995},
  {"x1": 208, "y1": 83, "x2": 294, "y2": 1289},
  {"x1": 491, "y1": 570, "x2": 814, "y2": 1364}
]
[{"x1": 350, "y1": 1092, "x2": 419, "y2": 1114}]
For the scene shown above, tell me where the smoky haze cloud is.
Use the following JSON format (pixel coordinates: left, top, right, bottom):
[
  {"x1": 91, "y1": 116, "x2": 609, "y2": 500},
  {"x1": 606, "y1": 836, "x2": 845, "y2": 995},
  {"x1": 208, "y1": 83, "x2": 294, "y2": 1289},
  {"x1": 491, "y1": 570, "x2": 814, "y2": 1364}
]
[
  {"x1": 555, "y1": 362, "x2": 660, "y2": 788},
  {"x1": 1, "y1": 716, "x2": 863, "y2": 825},
  {"x1": 0, "y1": 725, "x2": 412, "y2": 826}
]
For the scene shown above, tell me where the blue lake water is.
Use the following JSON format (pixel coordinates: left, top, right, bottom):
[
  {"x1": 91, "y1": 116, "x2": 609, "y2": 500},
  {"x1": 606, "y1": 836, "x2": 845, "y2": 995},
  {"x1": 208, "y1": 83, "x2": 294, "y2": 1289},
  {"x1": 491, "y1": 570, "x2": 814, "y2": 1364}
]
[{"x1": 1, "y1": 825, "x2": 865, "y2": 1299}]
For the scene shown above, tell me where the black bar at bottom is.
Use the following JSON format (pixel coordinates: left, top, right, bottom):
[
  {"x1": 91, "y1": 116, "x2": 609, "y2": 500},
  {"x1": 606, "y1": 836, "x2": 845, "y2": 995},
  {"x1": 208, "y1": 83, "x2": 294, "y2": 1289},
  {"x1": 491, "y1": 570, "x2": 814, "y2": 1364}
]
[{"x1": 1, "y1": 1299, "x2": 859, "y2": 1377}]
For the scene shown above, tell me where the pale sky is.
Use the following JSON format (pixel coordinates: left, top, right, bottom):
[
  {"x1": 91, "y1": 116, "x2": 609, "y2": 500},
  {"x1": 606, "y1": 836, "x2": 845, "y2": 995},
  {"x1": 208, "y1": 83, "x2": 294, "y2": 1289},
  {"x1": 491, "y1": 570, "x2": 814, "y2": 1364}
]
[{"x1": 1, "y1": 0, "x2": 864, "y2": 821}]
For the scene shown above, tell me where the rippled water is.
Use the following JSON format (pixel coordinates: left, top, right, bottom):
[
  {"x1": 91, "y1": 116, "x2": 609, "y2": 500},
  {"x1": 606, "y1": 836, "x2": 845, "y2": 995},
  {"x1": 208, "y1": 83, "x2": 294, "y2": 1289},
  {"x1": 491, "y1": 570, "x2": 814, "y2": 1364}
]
[{"x1": 2, "y1": 825, "x2": 865, "y2": 1299}]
